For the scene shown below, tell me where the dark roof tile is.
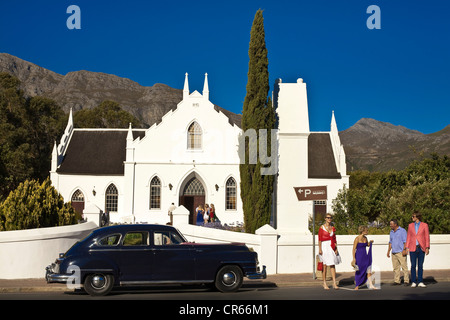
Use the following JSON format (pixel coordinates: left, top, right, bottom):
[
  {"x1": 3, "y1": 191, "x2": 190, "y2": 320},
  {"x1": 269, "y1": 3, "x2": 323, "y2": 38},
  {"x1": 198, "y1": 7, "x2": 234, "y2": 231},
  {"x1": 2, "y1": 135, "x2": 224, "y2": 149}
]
[
  {"x1": 57, "y1": 130, "x2": 145, "y2": 175},
  {"x1": 308, "y1": 133, "x2": 341, "y2": 179}
]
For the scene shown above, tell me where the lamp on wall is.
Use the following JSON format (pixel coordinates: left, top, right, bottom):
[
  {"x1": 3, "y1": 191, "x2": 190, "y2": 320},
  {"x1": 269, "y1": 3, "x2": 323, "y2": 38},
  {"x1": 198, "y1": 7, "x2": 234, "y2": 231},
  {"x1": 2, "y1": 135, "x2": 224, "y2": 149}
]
[
  {"x1": 92, "y1": 188, "x2": 96, "y2": 196},
  {"x1": 215, "y1": 184, "x2": 219, "y2": 191},
  {"x1": 169, "y1": 183, "x2": 173, "y2": 190}
]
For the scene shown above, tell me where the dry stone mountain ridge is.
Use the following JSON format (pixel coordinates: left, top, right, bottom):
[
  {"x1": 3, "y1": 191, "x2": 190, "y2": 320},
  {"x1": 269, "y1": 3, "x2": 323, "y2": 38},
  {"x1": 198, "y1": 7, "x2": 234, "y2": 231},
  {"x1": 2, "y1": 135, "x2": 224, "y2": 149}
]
[
  {"x1": 339, "y1": 118, "x2": 450, "y2": 171},
  {"x1": 0, "y1": 52, "x2": 240, "y2": 128},
  {"x1": 1, "y1": 53, "x2": 448, "y2": 172}
]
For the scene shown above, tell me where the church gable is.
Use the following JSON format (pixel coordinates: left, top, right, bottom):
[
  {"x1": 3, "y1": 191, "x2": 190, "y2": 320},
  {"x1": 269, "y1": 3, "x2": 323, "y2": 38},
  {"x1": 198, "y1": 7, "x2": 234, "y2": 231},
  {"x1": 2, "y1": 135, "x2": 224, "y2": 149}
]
[{"x1": 129, "y1": 73, "x2": 242, "y2": 164}]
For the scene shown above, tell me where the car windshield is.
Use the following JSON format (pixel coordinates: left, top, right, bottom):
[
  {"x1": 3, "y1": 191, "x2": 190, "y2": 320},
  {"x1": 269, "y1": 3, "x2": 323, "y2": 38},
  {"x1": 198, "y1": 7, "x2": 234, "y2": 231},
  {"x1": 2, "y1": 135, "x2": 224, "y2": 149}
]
[{"x1": 174, "y1": 228, "x2": 188, "y2": 243}]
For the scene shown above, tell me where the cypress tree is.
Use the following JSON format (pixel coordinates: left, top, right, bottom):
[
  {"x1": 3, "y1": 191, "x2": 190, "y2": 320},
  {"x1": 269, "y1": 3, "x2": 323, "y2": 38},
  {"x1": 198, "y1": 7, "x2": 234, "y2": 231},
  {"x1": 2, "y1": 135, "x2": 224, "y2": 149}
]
[{"x1": 240, "y1": 10, "x2": 276, "y2": 233}]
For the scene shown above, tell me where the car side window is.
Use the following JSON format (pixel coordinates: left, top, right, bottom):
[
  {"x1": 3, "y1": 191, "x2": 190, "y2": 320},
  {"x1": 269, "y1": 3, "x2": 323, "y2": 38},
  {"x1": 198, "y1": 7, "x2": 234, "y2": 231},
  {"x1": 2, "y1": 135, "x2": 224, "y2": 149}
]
[
  {"x1": 98, "y1": 234, "x2": 121, "y2": 246},
  {"x1": 122, "y1": 231, "x2": 149, "y2": 246},
  {"x1": 154, "y1": 231, "x2": 184, "y2": 245}
]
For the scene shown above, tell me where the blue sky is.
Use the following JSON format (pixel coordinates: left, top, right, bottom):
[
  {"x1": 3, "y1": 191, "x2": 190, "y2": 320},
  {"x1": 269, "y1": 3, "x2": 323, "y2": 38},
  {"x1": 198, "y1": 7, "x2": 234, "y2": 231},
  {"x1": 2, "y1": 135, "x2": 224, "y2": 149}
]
[{"x1": 0, "y1": 0, "x2": 449, "y2": 133}]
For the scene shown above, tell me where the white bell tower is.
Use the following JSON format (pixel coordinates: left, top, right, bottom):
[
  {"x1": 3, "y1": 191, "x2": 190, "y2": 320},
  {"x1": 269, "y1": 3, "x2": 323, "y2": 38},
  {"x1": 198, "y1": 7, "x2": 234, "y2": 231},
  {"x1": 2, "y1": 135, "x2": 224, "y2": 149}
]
[{"x1": 275, "y1": 78, "x2": 311, "y2": 235}]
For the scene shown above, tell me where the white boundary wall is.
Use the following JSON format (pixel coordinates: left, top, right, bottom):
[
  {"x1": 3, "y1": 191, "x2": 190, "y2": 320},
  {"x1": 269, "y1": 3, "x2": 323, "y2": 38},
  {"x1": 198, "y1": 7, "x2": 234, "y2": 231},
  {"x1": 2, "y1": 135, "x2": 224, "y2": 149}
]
[
  {"x1": 0, "y1": 222, "x2": 97, "y2": 279},
  {"x1": 174, "y1": 206, "x2": 450, "y2": 275},
  {"x1": 0, "y1": 206, "x2": 449, "y2": 279},
  {"x1": 276, "y1": 234, "x2": 450, "y2": 274}
]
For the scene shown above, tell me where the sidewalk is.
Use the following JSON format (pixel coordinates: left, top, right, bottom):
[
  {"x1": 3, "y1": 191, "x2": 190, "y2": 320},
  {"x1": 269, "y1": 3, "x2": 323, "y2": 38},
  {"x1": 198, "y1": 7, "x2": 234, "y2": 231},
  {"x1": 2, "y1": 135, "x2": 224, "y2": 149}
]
[
  {"x1": 263, "y1": 269, "x2": 450, "y2": 288},
  {"x1": 1, "y1": 270, "x2": 449, "y2": 293}
]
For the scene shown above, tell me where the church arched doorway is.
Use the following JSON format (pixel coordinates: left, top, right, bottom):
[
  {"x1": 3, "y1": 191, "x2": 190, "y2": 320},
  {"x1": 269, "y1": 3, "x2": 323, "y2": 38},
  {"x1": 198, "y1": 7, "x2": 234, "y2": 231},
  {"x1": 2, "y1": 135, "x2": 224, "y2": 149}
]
[{"x1": 179, "y1": 176, "x2": 206, "y2": 224}]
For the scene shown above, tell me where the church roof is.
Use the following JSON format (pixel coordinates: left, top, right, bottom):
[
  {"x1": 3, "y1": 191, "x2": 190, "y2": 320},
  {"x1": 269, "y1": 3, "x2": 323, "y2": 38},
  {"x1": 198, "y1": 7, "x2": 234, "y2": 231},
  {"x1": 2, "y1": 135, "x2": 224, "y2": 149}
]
[
  {"x1": 56, "y1": 130, "x2": 145, "y2": 175},
  {"x1": 57, "y1": 130, "x2": 341, "y2": 179},
  {"x1": 308, "y1": 133, "x2": 342, "y2": 179}
]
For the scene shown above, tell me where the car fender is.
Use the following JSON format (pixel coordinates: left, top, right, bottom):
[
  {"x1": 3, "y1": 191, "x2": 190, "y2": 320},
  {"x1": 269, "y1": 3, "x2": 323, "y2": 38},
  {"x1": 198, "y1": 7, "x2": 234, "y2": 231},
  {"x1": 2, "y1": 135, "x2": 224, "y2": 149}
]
[{"x1": 62, "y1": 254, "x2": 121, "y2": 284}]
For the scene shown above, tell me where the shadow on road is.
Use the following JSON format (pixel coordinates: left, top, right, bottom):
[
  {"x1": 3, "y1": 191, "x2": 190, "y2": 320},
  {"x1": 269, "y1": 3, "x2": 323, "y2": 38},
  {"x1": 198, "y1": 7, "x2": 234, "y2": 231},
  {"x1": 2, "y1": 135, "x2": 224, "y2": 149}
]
[{"x1": 65, "y1": 281, "x2": 278, "y2": 297}]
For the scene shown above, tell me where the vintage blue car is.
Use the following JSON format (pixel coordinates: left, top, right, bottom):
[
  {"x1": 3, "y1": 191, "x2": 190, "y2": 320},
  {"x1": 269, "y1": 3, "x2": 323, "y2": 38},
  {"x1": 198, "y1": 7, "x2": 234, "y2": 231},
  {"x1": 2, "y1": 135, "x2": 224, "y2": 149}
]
[{"x1": 46, "y1": 224, "x2": 266, "y2": 296}]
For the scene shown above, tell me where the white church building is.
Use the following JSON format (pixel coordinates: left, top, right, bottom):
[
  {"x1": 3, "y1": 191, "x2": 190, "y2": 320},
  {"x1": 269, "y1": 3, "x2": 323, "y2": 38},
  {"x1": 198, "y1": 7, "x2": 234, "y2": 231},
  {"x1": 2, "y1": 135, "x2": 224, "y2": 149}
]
[{"x1": 50, "y1": 73, "x2": 349, "y2": 235}]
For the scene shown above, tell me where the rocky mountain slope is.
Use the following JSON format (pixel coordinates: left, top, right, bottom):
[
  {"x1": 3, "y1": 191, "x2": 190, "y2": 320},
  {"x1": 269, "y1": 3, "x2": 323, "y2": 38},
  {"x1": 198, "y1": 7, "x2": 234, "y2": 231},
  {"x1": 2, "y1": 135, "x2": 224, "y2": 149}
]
[
  {"x1": 340, "y1": 118, "x2": 450, "y2": 171},
  {"x1": 1, "y1": 53, "x2": 448, "y2": 172},
  {"x1": 0, "y1": 53, "x2": 240, "y2": 127}
]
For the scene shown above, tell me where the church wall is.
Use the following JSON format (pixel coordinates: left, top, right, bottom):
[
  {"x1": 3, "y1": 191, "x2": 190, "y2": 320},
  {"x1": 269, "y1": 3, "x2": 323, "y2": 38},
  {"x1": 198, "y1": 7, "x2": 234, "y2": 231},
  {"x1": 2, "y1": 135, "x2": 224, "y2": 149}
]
[
  {"x1": 129, "y1": 163, "x2": 243, "y2": 225},
  {"x1": 51, "y1": 173, "x2": 126, "y2": 223}
]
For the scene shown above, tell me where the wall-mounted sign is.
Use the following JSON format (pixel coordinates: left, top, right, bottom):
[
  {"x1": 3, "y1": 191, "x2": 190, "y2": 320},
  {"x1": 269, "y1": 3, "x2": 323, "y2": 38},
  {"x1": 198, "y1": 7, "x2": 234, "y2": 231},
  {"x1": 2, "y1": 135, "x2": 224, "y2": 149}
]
[{"x1": 293, "y1": 186, "x2": 327, "y2": 201}]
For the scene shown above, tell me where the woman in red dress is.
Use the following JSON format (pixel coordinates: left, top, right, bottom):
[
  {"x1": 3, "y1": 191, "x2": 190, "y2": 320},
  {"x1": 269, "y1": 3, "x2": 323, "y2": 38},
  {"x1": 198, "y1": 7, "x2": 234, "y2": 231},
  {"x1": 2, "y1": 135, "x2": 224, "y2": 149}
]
[{"x1": 318, "y1": 214, "x2": 340, "y2": 290}]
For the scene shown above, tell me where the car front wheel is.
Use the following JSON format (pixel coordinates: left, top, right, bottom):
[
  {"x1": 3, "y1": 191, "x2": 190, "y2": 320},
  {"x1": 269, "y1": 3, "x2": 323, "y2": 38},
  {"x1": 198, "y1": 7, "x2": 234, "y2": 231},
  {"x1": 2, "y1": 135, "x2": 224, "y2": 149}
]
[
  {"x1": 215, "y1": 265, "x2": 243, "y2": 293},
  {"x1": 83, "y1": 273, "x2": 114, "y2": 296}
]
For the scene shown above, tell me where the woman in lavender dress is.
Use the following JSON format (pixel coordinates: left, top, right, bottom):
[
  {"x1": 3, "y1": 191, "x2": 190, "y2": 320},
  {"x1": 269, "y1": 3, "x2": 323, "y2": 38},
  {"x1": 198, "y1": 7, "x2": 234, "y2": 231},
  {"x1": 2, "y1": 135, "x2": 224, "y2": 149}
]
[{"x1": 352, "y1": 226, "x2": 378, "y2": 290}]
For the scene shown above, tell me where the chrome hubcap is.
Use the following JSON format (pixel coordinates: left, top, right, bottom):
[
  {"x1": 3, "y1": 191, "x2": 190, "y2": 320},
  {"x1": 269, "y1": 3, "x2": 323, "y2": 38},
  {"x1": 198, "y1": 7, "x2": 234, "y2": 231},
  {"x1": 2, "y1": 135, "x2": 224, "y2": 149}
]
[
  {"x1": 91, "y1": 274, "x2": 107, "y2": 289},
  {"x1": 222, "y1": 272, "x2": 236, "y2": 286}
]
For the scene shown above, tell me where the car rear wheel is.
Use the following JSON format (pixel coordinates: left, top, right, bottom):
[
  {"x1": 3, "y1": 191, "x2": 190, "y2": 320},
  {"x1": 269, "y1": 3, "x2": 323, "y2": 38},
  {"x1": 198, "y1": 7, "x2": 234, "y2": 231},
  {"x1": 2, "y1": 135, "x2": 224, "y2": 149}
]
[
  {"x1": 83, "y1": 273, "x2": 114, "y2": 296},
  {"x1": 215, "y1": 265, "x2": 243, "y2": 293}
]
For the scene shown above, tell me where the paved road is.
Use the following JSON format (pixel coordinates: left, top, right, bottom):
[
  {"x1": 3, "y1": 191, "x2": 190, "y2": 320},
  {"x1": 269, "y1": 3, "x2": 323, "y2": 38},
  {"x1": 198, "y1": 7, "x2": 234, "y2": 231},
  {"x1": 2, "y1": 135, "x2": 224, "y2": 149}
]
[
  {"x1": 2, "y1": 283, "x2": 448, "y2": 319},
  {"x1": 2, "y1": 282, "x2": 449, "y2": 300}
]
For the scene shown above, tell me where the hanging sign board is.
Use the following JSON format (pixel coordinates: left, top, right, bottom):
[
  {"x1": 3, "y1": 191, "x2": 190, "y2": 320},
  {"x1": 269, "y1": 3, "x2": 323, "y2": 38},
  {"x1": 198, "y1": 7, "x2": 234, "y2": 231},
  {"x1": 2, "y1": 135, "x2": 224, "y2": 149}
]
[{"x1": 293, "y1": 186, "x2": 327, "y2": 201}]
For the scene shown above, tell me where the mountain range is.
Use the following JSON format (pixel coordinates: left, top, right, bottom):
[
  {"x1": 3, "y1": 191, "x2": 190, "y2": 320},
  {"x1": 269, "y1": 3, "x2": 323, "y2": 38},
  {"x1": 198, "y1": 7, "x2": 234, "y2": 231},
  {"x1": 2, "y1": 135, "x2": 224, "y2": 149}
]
[
  {"x1": 1, "y1": 53, "x2": 448, "y2": 172},
  {"x1": 339, "y1": 118, "x2": 450, "y2": 171}
]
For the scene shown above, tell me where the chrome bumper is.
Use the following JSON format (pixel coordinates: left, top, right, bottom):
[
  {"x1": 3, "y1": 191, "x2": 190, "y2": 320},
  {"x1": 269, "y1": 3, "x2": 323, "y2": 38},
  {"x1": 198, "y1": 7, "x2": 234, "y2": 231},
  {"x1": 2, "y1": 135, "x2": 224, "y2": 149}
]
[
  {"x1": 45, "y1": 264, "x2": 70, "y2": 284},
  {"x1": 246, "y1": 265, "x2": 267, "y2": 280}
]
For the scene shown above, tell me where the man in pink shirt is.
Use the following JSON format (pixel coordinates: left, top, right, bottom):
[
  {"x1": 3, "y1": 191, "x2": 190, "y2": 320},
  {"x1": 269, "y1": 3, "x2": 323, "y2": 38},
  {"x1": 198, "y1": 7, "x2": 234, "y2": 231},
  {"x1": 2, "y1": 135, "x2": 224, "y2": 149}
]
[{"x1": 406, "y1": 211, "x2": 430, "y2": 288}]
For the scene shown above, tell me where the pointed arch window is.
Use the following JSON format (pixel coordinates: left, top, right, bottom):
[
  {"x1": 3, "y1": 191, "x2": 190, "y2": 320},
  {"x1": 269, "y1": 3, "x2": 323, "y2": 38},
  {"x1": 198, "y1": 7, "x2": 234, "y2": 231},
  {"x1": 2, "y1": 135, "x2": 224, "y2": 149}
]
[
  {"x1": 183, "y1": 177, "x2": 205, "y2": 196},
  {"x1": 150, "y1": 176, "x2": 161, "y2": 209},
  {"x1": 105, "y1": 184, "x2": 118, "y2": 213},
  {"x1": 71, "y1": 189, "x2": 85, "y2": 215},
  {"x1": 225, "y1": 177, "x2": 237, "y2": 210},
  {"x1": 71, "y1": 189, "x2": 84, "y2": 202},
  {"x1": 187, "y1": 121, "x2": 202, "y2": 150}
]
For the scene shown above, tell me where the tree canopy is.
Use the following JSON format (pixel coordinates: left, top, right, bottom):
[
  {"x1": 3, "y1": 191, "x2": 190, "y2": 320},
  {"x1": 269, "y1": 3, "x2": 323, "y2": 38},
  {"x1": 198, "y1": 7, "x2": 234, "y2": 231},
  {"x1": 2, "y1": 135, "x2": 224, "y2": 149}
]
[
  {"x1": 0, "y1": 72, "x2": 66, "y2": 200},
  {"x1": 0, "y1": 72, "x2": 141, "y2": 229},
  {"x1": 331, "y1": 154, "x2": 450, "y2": 234},
  {"x1": 73, "y1": 100, "x2": 141, "y2": 128}
]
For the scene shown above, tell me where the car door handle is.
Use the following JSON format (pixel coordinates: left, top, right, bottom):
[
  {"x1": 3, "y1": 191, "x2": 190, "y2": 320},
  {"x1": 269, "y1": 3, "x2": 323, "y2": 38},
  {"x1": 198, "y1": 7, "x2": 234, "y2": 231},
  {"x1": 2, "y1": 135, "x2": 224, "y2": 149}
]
[{"x1": 196, "y1": 249, "x2": 204, "y2": 253}]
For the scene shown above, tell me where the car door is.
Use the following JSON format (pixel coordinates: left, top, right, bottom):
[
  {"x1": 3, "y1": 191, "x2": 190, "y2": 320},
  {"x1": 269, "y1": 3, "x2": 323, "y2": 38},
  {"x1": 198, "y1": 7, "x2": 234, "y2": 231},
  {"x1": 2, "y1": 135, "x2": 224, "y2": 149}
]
[
  {"x1": 118, "y1": 231, "x2": 153, "y2": 283},
  {"x1": 151, "y1": 230, "x2": 196, "y2": 281}
]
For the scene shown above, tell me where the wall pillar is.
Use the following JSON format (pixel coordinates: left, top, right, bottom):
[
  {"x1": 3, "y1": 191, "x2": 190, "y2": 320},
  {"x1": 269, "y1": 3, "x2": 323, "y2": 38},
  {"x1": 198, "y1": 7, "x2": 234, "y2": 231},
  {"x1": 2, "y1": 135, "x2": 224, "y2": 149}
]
[
  {"x1": 256, "y1": 224, "x2": 278, "y2": 274},
  {"x1": 83, "y1": 203, "x2": 103, "y2": 227},
  {"x1": 172, "y1": 205, "x2": 190, "y2": 226}
]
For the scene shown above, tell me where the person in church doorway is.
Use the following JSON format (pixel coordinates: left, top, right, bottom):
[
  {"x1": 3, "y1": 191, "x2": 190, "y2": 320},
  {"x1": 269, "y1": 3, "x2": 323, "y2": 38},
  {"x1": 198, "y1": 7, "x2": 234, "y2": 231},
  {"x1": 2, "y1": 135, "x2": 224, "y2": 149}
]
[
  {"x1": 204, "y1": 204, "x2": 211, "y2": 223},
  {"x1": 318, "y1": 214, "x2": 340, "y2": 290},
  {"x1": 203, "y1": 204, "x2": 210, "y2": 224},
  {"x1": 209, "y1": 204, "x2": 216, "y2": 222},
  {"x1": 196, "y1": 205, "x2": 205, "y2": 226}
]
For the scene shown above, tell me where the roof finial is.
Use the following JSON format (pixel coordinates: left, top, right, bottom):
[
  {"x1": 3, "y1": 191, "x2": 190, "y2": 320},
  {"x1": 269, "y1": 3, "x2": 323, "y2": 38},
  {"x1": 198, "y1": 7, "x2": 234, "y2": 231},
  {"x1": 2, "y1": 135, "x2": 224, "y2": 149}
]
[
  {"x1": 68, "y1": 107, "x2": 73, "y2": 127},
  {"x1": 331, "y1": 110, "x2": 338, "y2": 133},
  {"x1": 203, "y1": 73, "x2": 209, "y2": 100},
  {"x1": 183, "y1": 72, "x2": 189, "y2": 100}
]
